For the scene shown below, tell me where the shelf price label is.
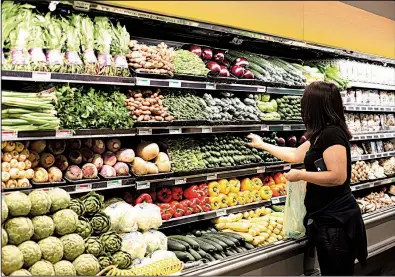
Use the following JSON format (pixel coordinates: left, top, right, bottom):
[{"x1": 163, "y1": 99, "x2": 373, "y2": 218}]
[
  {"x1": 32, "y1": 72, "x2": 51, "y2": 81},
  {"x1": 56, "y1": 129, "x2": 73, "y2": 138},
  {"x1": 283, "y1": 164, "x2": 291, "y2": 170},
  {"x1": 169, "y1": 128, "x2": 182, "y2": 134},
  {"x1": 2, "y1": 131, "x2": 18, "y2": 139},
  {"x1": 76, "y1": 183, "x2": 92, "y2": 192},
  {"x1": 215, "y1": 210, "x2": 227, "y2": 217},
  {"x1": 174, "y1": 178, "x2": 186, "y2": 185},
  {"x1": 271, "y1": 197, "x2": 281, "y2": 204},
  {"x1": 136, "y1": 182, "x2": 150, "y2": 190},
  {"x1": 137, "y1": 129, "x2": 152, "y2": 135},
  {"x1": 136, "y1": 78, "x2": 150, "y2": 86},
  {"x1": 169, "y1": 80, "x2": 181, "y2": 88},
  {"x1": 205, "y1": 83, "x2": 216, "y2": 90},
  {"x1": 256, "y1": 168, "x2": 265, "y2": 174},
  {"x1": 206, "y1": 174, "x2": 217, "y2": 180},
  {"x1": 201, "y1": 127, "x2": 212, "y2": 133},
  {"x1": 107, "y1": 180, "x2": 122, "y2": 188},
  {"x1": 283, "y1": 125, "x2": 291, "y2": 131},
  {"x1": 261, "y1": 125, "x2": 269, "y2": 131},
  {"x1": 257, "y1": 87, "x2": 266, "y2": 93}
]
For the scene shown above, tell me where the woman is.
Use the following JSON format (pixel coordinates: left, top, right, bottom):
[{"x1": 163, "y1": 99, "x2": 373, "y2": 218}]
[{"x1": 248, "y1": 81, "x2": 367, "y2": 276}]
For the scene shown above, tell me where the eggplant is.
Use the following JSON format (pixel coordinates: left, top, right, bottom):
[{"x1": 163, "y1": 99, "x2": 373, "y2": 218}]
[
  {"x1": 201, "y1": 48, "x2": 213, "y2": 60},
  {"x1": 207, "y1": 61, "x2": 221, "y2": 74},
  {"x1": 243, "y1": 69, "x2": 254, "y2": 79},
  {"x1": 219, "y1": 65, "x2": 230, "y2": 77},
  {"x1": 213, "y1": 50, "x2": 225, "y2": 63},
  {"x1": 189, "y1": 45, "x2": 202, "y2": 57},
  {"x1": 231, "y1": 65, "x2": 245, "y2": 78},
  {"x1": 287, "y1": 136, "x2": 297, "y2": 147},
  {"x1": 234, "y1": 57, "x2": 249, "y2": 67}
]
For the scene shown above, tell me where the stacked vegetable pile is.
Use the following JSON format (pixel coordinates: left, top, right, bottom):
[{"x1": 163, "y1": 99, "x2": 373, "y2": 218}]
[
  {"x1": 131, "y1": 141, "x2": 171, "y2": 175},
  {"x1": 173, "y1": 50, "x2": 210, "y2": 76},
  {"x1": 2, "y1": 90, "x2": 59, "y2": 131},
  {"x1": 162, "y1": 89, "x2": 208, "y2": 120},
  {"x1": 127, "y1": 41, "x2": 174, "y2": 76},
  {"x1": 357, "y1": 188, "x2": 395, "y2": 214},
  {"x1": 256, "y1": 94, "x2": 281, "y2": 121},
  {"x1": 2, "y1": 142, "x2": 33, "y2": 189},
  {"x1": 55, "y1": 85, "x2": 133, "y2": 130},
  {"x1": 1, "y1": 188, "x2": 101, "y2": 276},
  {"x1": 292, "y1": 64, "x2": 325, "y2": 85},
  {"x1": 276, "y1": 95, "x2": 302, "y2": 121},
  {"x1": 307, "y1": 60, "x2": 349, "y2": 89}
]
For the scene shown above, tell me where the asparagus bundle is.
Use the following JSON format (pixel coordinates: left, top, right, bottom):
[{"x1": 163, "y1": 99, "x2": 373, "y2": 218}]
[{"x1": 2, "y1": 90, "x2": 59, "y2": 131}]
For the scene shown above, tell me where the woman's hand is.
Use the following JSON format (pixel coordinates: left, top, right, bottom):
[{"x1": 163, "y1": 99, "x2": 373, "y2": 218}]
[
  {"x1": 247, "y1": 133, "x2": 264, "y2": 149},
  {"x1": 284, "y1": 169, "x2": 303, "y2": 182}
]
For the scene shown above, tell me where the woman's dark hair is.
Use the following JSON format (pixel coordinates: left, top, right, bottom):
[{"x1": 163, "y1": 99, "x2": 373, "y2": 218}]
[{"x1": 301, "y1": 81, "x2": 352, "y2": 141}]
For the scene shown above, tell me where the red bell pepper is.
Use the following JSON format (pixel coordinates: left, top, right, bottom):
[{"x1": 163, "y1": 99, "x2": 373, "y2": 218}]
[
  {"x1": 170, "y1": 201, "x2": 185, "y2": 218},
  {"x1": 172, "y1": 187, "x2": 183, "y2": 201},
  {"x1": 135, "y1": 193, "x2": 153, "y2": 204},
  {"x1": 199, "y1": 183, "x2": 209, "y2": 197},
  {"x1": 157, "y1": 188, "x2": 172, "y2": 203},
  {"x1": 180, "y1": 199, "x2": 194, "y2": 216},
  {"x1": 183, "y1": 185, "x2": 203, "y2": 199},
  {"x1": 158, "y1": 203, "x2": 174, "y2": 220},
  {"x1": 199, "y1": 197, "x2": 211, "y2": 212},
  {"x1": 190, "y1": 198, "x2": 202, "y2": 213},
  {"x1": 149, "y1": 190, "x2": 157, "y2": 202}
]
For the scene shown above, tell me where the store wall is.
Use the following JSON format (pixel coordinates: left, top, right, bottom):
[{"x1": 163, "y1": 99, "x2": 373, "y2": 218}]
[{"x1": 103, "y1": 1, "x2": 395, "y2": 59}]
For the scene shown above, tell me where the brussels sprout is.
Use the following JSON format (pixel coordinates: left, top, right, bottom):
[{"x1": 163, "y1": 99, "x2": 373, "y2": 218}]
[
  {"x1": 60, "y1": 234, "x2": 85, "y2": 261},
  {"x1": 18, "y1": 241, "x2": 42, "y2": 267},
  {"x1": 68, "y1": 198, "x2": 85, "y2": 216},
  {"x1": 9, "y1": 269, "x2": 32, "y2": 276},
  {"x1": 28, "y1": 190, "x2": 52, "y2": 216},
  {"x1": 2, "y1": 227, "x2": 8, "y2": 246},
  {"x1": 5, "y1": 192, "x2": 31, "y2": 216},
  {"x1": 2, "y1": 245, "x2": 24, "y2": 275},
  {"x1": 99, "y1": 231, "x2": 122, "y2": 253},
  {"x1": 75, "y1": 217, "x2": 93, "y2": 239},
  {"x1": 29, "y1": 260, "x2": 55, "y2": 276},
  {"x1": 32, "y1": 215, "x2": 55, "y2": 240},
  {"x1": 73, "y1": 254, "x2": 100, "y2": 276},
  {"x1": 2, "y1": 198, "x2": 8, "y2": 223},
  {"x1": 85, "y1": 236, "x2": 104, "y2": 257},
  {"x1": 5, "y1": 217, "x2": 34, "y2": 245},
  {"x1": 48, "y1": 188, "x2": 70, "y2": 212},
  {"x1": 38, "y1": 236, "x2": 64, "y2": 264},
  {"x1": 111, "y1": 251, "x2": 132, "y2": 269},
  {"x1": 53, "y1": 209, "x2": 78, "y2": 235},
  {"x1": 54, "y1": 260, "x2": 76, "y2": 276}
]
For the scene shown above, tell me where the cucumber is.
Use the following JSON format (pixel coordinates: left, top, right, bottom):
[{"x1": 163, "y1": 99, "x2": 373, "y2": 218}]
[
  {"x1": 243, "y1": 242, "x2": 255, "y2": 250},
  {"x1": 168, "y1": 239, "x2": 187, "y2": 251},
  {"x1": 193, "y1": 238, "x2": 216, "y2": 253},
  {"x1": 219, "y1": 232, "x2": 245, "y2": 242},
  {"x1": 209, "y1": 235, "x2": 236, "y2": 248},
  {"x1": 227, "y1": 249, "x2": 238, "y2": 255},
  {"x1": 218, "y1": 252, "x2": 227, "y2": 258},
  {"x1": 238, "y1": 246, "x2": 248, "y2": 252},
  {"x1": 198, "y1": 238, "x2": 223, "y2": 252},
  {"x1": 217, "y1": 234, "x2": 241, "y2": 246},
  {"x1": 172, "y1": 251, "x2": 195, "y2": 262},
  {"x1": 212, "y1": 253, "x2": 223, "y2": 260},
  {"x1": 205, "y1": 253, "x2": 216, "y2": 262},
  {"x1": 196, "y1": 249, "x2": 209, "y2": 259},
  {"x1": 188, "y1": 248, "x2": 202, "y2": 260},
  {"x1": 272, "y1": 205, "x2": 285, "y2": 213},
  {"x1": 202, "y1": 236, "x2": 228, "y2": 249},
  {"x1": 169, "y1": 238, "x2": 191, "y2": 250},
  {"x1": 170, "y1": 235, "x2": 200, "y2": 250},
  {"x1": 234, "y1": 247, "x2": 244, "y2": 253},
  {"x1": 224, "y1": 250, "x2": 233, "y2": 256}
]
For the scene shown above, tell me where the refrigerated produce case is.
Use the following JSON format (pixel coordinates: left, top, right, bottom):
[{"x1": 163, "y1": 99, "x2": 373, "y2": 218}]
[{"x1": 1, "y1": 1, "x2": 395, "y2": 276}]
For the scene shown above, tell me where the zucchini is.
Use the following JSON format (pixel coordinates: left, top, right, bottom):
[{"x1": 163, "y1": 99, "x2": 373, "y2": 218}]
[
  {"x1": 167, "y1": 239, "x2": 187, "y2": 251},
  {"x1": 219, "y1": 232, "x2": 245, "y2": 242},
  {"x1": 193, "y1": 238, "x2": 216, "y2": 253},
  {"x1": 196, "y1": 249, "x2": 209, "y2": 259},
  {"x1": 202, "y1": 236, "x2": 228, "y2": 249},
  {"x1": 205, "y1": 253, "x2": 216, "y2": 262},
  {"x1": 170, "y1": 235, "x2": 200, "y2": 250},
  {"x1": 172, "y1": 251, "x2": 195, "y2": 262},
  {"x1": 224, "y1": 250, "x2": 233, "y2": 256},
  {"x1": 243, "y1": 242, "x2": 255, "y2": 250},
  {"x1": 238, "y1": 246, "x2": 248, "y2": 252},
  {"x1": 212, "y1": 253, "x2": 223, "y2": 260},
  {"x1": 209, "y1": 234, "x2": 236, "y2": 248},
  {"x1": 272, "y1": 205, "x2": 285, "y2": 213},
  {"x1": 227, "y1": 248, "x2": 238, "y2": 255},
  {"x1": 170, "y1": 238, "x2": 191, "y2": 250},
  {"x1": 188, "y1": 248, "x2": 202, "y2": 260},
  {"x1": 218, "y1": 252, "x2": 227, "y2": 258},
  {"x1": 198, "y1": 238, "x2": 223, "y2": 252},
  {"x1": 234, "y1": 247, "x2": 244, "y2": 253}
]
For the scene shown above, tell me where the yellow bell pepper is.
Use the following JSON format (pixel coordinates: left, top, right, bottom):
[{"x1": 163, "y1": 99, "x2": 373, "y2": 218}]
[
  {"x1": 227, "y1": 192, "x2": 238, "y2": 207},
  {"x1": 208, "y1": 181, "x2": 220, "y2": 197},
  {"x1": 242, "y1": 191, "x2": 254, "y2": 203},
  {"x1": 241, "y1": 178, "x2": 254, "y2": 191},
  {"x1": 218, "y1": 193, "x2": 229, "y2": 208},
  {"x1": 238, "y1": 195, "x2": 247, "y2": 206},
  {"x1": 229, "y1": 178, "x2": 241, "y2": 193},
  {"x1": 209, "y1": 196, "x2": 221, "y2": 210},
  {"x1": 251, "y1": 177, "x2": 263, "y2": 190},
  {"x1": 251, "y1": 190, "x2": 262, "y2": 202},
  {"x1": 218, "y1": 179, "x2": 230, "y2": 194}
]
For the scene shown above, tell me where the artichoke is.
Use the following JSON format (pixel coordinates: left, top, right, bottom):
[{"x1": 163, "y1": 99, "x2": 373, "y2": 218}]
[
  {"x1": 5, "y1": 192, "x2": 31, "y2": 216},
  {"x1": 99, "y1": 231, "x2": 122, "y2": 254},
  {"x1": 32, "y1": 215, "x2": 55, "y2": 240},
  {"x1": 75, "y1": 217, "x2": 93, "y2": 239},
  {"x1": 69, "y1": 198, "x2": 86, "y2": 216},
  {"x1": 29, "y1": 260, "x2": 55, "y2": 276},
  {"x1": 10, "y1": 269, "x2": 32, "y2": 276},
  {"x1": 48, "y1": 188, "x2": 70, "y2": 212},
  {"x1": 37, "y1": 236, "x2": 64, "y2": 264},
  {"x1": 18, "y1": 241, "x2": 42, "y2": 268},
  {"x1": 60, "y1": 234, "x2": 85, "y2": 261},
  {"x1": 73, "y1": 254, "x2": 100, "y2": 276},
  {"x1": 90, "y1": 212, "x2": 111, "y2": 234},
  {"x1": 54, "y1": 260, "x2": 76, "y2": 276},
  {"x1": 28, "y1": 190, "x2": 52, "y2": 216},
  {"x1": 81, "y1": 191, "x2": 104, "y2": 215},
  {"x1": 53, "y1": 209, "x2": 78, "y2": 235},
  {"x1": 2, "y1": 245, "x2": 24, "y2": 275},
  {"x1": 111, "y1": 251, "x2": 133, "y2": 269},
  {"x1": 85, "y1": 236, "x2": 104, "y2": 257},
  {"x1": 2, "y1": 227, "x2": 8, "y2": 246},
  {"x1": 2, "y1": 198, "x2": 9, "y2": 223},
  {"x1": 98, "y1": 255, "x2": 112, "y2": 270},
  {"x1": 5, "y1": 217, "x2": 34, "y2": 245}
]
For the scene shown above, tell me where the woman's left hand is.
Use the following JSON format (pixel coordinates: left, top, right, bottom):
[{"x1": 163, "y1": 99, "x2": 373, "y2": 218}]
[{"x1": 284, "y1": 169, "x2": 303, "y2": 182}]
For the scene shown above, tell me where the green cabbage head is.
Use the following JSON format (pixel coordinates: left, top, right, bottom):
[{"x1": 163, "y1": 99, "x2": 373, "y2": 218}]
[
  {"x1": 2, "y1": 198, "x2": 8, "y2": 223},
  {"x1": 2, "y1": 227, "x2": 8, "y2": 246},
  {"x1": 32, "y1": 215, "x2": 55, "y2": 240},
  {"x1": 9, "y1": 269, "x2": 32, "y2": 276},
  {"x1": 60, "y1": 234, "x2": 85, "y2": 261},
  {"x1": 73, "y1": 254, "x2": 100, "y2": 276},
  {"x1": 29, "y1": 260, "x2": 55, "y2": 276},
  {"x1": 18, "y1": 241, "x2": 42, "y2": 267},
  {"x1": 29, "y1": 190, "x2": 52, "y2": 216},
  {"x1": 53, "y1": 209, "x2": 78, "y2": 235},
  {"x1": 5, "y1": 192, "x2": 31, "y2": 216},
  {"x1": 38, "y1": 236, "x2": 64, "y2": 264},
  {"x1": 48, "y1": 188, "x2": 70, "y2": 212},
  {"x1": 54, "y1": 260, "x2": 76, "y2": 276},
  {"x1": 2, "y1": 245, "x2": 24, "y2": 275},
  {"x1": 5, "y1": 217, "x2": 34, "y2": 245}
]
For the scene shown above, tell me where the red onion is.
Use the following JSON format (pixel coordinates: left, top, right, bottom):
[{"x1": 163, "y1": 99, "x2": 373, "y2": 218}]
[
  {"x1": 234, "y1": 57, "x2": 249, "y2": 67},
  {"x1": 243, "y1": 69, "x2": 254, "y2": 79},
  {"x1": 201, "y1": 48, "x2": 213, "y2": 60},
  {"x1": 222, "y1": 59, "x2": 230, "y2": 68},
  {"x1": 214, "y1": 50, "x2": 225, "y2": 63},
  {"x1": 207, "y1": 61, "x2": 221, "y2": 74},
  {"x1": 189, "y1": 45, "x2": 202, "y2": 57},
  {"x1": 231, "y1": 65, "x2": 244, "y2": 78},
  {"x1": 219, "y1": 65, "x2": 230, "y2": 77}
]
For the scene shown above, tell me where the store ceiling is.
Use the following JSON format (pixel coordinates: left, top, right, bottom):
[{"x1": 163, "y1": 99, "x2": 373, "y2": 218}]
[{"x1": 342, "y1": 1, "x2": 395, "y2": 21}]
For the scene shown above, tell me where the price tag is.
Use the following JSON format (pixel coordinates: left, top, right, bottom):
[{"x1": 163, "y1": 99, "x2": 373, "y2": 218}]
[
  {"x1": 2, "y1": 131, "x2": 18, "y2": 139},
  {"x1": 351, "y1": 186, "x2": 356, "y2": 191},
  {"x1": 369, "y1": 183, "x2": 375, "y2": 188},
  {"x1": 73, "y1": 1, "x2": 91, "y2": 11},
  {"x1": 56, "y1": 129, "x2": 73, "y2": 138},
  {"x1": 201, "y1": 127, "x2": 212, "y2": 133},
  {"x1": 207, "y1": 174, "x2": 217, "y2": 180},
  {"x1": 271, "y1": 197, "x2": 280, "y2": 204},
  {"x1": 273, "y1": 240, "x2": 284, "y2": 245},
  {"x1": 107, "y1": 180, "x2": 122, "y2": 188},
  {"x1": 361, "y1": 107, "x2": 366, "y2": 111},
  {"x1": 366, "y1": 135, "x2": 372, "y2": 139},
  {"x1": 169, "y1": 128, "x2": 182, "y2": 134},
  {"x1": 261, "y1": 125, "x2": 269, "y2": 131},
  {"x1": 76, "y1": 183, "x2": 92, "y2": 192},
  {"x1": 257, "y1": 87, "x2": 266, "y2": 93},
  {"x1": 380, "y1": 134, "x2": 385, "y2": 138},
  {"x1": 257, "y1": 168, "x2": 265, "y2": 174},
  {"x1": 215, "y1": 210, "x2": 227, "y2": 217},
  {"x1": 138, "y1": 129, "x2": 152, "y2": 135},
  {"x1": 374, "y1": 107, "x2": 379, "y2": 111},
  {"x1": 174, "y1": 178, "x2": 186, "y2": 185},
  {"x1": 205, "y1": 83, "x2": 216, "y2": 90},
  {"x1": 136, "y1": 78, "x2": 150, "y2": 86},
  {"x1": 136, "y1": 182, "x2": 150, "y2": 190},
  {"x1": 41, "y1": 187, "x2": 54, "y2": 192},
  {"x1": 169, "y1": 80, "x2": 181, "y2": 88},
  {"x1": 32, "y1": 71, "x2": 51, "y2": 81},
  {"x1": 386, "y1": 107, "x2": 392, "y2": 111},
  {"x1": 380, "y1": 107, "x2": 385, "y2": 111},
  {"x1": 283, "y1": 125, "x2": 291, "y2": 131},
  {"x1": 377, "y1": 153, "x2": 383, "y2": 158},
  {"x1": 283, "y1": 164, "x2": 291, "y2": 170}
]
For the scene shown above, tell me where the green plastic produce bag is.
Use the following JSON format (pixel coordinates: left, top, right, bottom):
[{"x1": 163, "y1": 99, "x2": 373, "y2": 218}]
[{"x1": 283, "y1": 180, "x2": 307, "y2": 239}]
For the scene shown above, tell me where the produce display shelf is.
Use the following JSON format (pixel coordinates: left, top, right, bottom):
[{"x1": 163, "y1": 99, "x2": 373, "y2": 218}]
[
  {"x1": 351, "y1": 151, "x2": 395, "y2": 162},
  {"x1": 344, "y1": 105, "x2": 395, "y2": 112},
  {"x1": 266, "y1": 87, "x2": 304, "y2": 95},
  {"x1": 351, "y1": 177, "x2": 395, "y2": 192},
  {"x1": 1, "y1": 70, "x2": 135, "y2": 86},
  {"x1": 160, "y1": 200, "x2": 273, "y2": 229},
  {"x1": 348, "y1": 81, "x2": 395, "y2": 91},
  {"x1": 350, "y1": 131, "x2": 395, "y2": 141}
]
